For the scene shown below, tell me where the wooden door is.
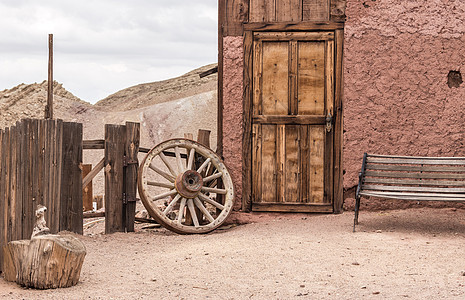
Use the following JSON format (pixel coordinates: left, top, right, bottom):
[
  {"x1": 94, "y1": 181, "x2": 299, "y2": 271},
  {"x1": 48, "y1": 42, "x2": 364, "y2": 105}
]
[{"x1": 251, "y1": 32, "x2": 335, "y2": 212}]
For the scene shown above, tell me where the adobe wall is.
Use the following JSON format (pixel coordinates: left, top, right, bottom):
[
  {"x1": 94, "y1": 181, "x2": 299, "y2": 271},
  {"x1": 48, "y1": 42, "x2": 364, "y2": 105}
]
[
  {"x1": 221, "y1": 0, "x2": 465, "y2": 209},
  {"x1": 222, "y1": 36, "x2": 244, "y2": 210},
  {"x1": 343, "y1": 0, "x2": 465, "y2": 201}
]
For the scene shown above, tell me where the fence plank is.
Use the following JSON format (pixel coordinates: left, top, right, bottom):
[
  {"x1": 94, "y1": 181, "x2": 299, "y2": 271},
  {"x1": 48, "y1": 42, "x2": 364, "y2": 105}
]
[
  {"x1": 9, "y1": 126, "x2": 18, "y2": 243},
  {"x1": 0, "y1": 129, "x2": 5, "y2": 272},
  {"x1": 105, "y1": 124, "x2": 126, "y2": 233},
  {"x1": 60, "y1": 122, "x2": 83, "y2": 234},
  {"x1": 124, "y1": 122, "x2": 140, "y2": 232},
  {"x1": 82, "y1": 164, "x2": 93, "y2": 211}
]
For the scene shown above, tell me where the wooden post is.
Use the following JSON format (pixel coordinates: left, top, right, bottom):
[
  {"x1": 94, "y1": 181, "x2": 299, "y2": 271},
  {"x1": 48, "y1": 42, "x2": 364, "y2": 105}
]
[
  {"x1": 60, "y1": 122, "x2": 83, "y2": 234},
  {"x1": 45, "y1": 34, "x2": 53, "y2": 119},
  {"x1": 82, "y1": 164, "x2": 93, "y2": 211},
  {"x1": 123, "y1": 122, "x2": 140, "y2": 232},
  {"x1": 0, "y1": 129, "x2": 5, "y2": 273},
  {"x1": 105, "y1": 124, "x2": 125, "y2": 233}
]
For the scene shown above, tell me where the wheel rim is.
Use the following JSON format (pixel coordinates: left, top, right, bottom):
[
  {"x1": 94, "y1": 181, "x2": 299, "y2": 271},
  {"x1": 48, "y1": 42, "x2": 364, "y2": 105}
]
[{"x1": 138, "y1": 139, "x2": 234, "y2": 234}]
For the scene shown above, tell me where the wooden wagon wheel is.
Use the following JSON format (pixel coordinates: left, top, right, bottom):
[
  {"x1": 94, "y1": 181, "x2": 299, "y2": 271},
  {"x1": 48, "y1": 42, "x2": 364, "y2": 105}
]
[{"x1": 138, "y1": 139, "x2": 234, "y2": 234}]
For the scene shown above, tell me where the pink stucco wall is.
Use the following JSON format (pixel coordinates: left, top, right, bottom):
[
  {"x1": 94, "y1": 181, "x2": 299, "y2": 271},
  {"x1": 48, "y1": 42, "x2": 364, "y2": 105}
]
[
  {"x1": 344, "y1": 0, "x2": 465, "y2": 198},
  {"x1": 222, "y1": 36, "x2": 244, "y2": 210},
  {"x1": 221, "y1": 0, "x2": 465, "y2": 209}
]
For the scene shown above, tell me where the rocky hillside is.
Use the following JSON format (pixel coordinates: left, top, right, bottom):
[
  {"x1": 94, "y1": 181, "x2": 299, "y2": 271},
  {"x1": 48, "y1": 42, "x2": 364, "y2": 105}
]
[{"x1": 94, "y1": 63, "x2": 217, "y2": 111}]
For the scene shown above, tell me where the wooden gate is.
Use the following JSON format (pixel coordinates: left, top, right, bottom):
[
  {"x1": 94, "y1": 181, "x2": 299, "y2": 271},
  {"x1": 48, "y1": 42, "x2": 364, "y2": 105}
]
[{"x1": 245, "y1": 31, "x2": 341, "y2": 212}]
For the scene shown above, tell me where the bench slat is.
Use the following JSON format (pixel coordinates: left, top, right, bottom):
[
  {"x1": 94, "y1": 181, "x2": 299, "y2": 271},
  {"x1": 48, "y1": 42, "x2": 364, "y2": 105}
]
[
  {"x1": 366, "y1": 164, "x2": 465, "y2": 172},
  {"x1": 364, "y1": 171, "x2": 465, "y2": 180},
  {"x1": 359, "y1": 190, "x2": 465, "y2": 198},
  {"x1": 367, "y1": 154, "x2": 465, "y2": 160},
  {"x1": 362, "y1": 184, "x2": 465, "y2": 193},
  {"x1": 363, "y1": 177, "x2": 465, "y2": 186},
  {"x1": 359, "y1": 191, "x2": 465, "y2": 202},
  {"x1": 366, "y1": 157, "x2": 465, "y2": 165}
]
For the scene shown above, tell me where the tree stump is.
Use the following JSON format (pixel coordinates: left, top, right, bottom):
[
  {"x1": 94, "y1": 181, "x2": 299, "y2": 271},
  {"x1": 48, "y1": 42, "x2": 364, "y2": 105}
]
[{"x1": 2, "y1": 233, "x2": 86, "y2": 289}]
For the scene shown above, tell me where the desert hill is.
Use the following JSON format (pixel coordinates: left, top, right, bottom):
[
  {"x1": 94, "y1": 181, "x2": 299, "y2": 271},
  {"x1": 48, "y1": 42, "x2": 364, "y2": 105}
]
[
  {"x1": 0, "y1": 64, "x2": 218, "y2": 195},
  {"x1": 94, "y1": 63, "x2": 217, "y2": 111}
]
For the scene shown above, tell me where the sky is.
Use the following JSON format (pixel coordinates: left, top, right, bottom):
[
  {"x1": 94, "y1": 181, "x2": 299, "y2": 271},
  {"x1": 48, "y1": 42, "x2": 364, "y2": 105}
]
[{"x1": 0, "y1": 0, "x2": 218, "y2": 104}]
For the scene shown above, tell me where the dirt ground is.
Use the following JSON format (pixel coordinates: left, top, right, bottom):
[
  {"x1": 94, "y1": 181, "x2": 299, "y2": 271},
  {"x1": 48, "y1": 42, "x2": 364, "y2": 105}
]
[{"x1": 1, "y1": 207, "x2": 465, "y2": 299}]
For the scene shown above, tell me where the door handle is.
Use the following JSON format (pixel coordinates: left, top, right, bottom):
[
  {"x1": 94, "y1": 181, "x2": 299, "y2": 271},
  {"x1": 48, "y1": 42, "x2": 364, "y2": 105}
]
[{"x1": 326, "y1": 112, "x2": 333, "y2": 133}]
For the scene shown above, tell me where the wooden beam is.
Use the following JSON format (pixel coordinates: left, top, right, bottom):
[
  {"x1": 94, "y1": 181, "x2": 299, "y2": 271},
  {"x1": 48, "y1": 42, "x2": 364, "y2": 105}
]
[
  {"x1": 244, "y1": 21, "x2": 344, "y2": 31},
  {"x1": 242, "y1": 31, "x2": 253, "y2": 211},
  {"x1": 83, "y1": 139, "x2": 105, "y2": 150},
  {"x1": 45, "y1": 34, "x2": 53, "y2": 119},
  {"x1": 124, "y1": 122, "x2": 140, "y2": 232}
]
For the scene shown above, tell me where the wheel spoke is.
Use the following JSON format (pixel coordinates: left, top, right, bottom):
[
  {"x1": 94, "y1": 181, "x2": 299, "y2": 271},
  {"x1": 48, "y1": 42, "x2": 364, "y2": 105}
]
[
  {"x1": 201, "y1": 186, "x2": 227, "y2": 195},
  {"x1": 159, "y1": 152, "x2": 178, "y2": 177},
  {"x1": 187, "y1": 148, "x2": 196, "y2": 170},
  {"x1": 152, "y1": 188, "x2": 177, "y2": 201},
  {"x1": 149, "y1": 162, "x2": 175, "y2": 183},
  {"x1": 197, "y1": 158, "x2": 211, "y2": 174},
  {"x1": 203, "y1": 172, "x2": 222, "y2": 183},
  {"x1": 147, "y1": 181, "x2": 174, "y2": 189},
  {"x1": 177, "y1": 197, "x2": 187, "y2": 223},
  {"x1": 194, "y1": 197, "x2": 215, "y2": 223},
  {"x1": 198, "y1": 192, "x2": 225, "y2": 210},
  {"x1": 187, "y1": 199, "x2": 200, "y2": 227},
  {"x1": 163, "y1": 194, "x2": 181, "y2": 215},
  {"x1": 175, "y1": 146, "x2": 184, "y2": 174}
]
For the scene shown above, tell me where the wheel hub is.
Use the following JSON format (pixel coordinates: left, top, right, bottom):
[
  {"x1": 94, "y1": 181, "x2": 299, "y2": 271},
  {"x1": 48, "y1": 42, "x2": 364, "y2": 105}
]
[{"x1": 175, "y1": 170, "x2": 203, "y2": 198}]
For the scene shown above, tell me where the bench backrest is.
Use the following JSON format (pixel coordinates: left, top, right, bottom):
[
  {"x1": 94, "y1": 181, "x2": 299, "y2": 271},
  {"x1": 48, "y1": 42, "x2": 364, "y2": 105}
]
[{"x1": 357, "y1": 153, "x2": 465, "y2": 201}]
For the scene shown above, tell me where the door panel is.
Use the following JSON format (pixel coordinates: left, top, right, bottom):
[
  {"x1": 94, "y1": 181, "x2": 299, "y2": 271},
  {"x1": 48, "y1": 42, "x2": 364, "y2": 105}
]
[
  {"x1": 262, "y1": 42, "x2": 289, "y2": 115},
  {"x1": 251, "y1": 32, "x2": 334, "y2": 212},
  {"x1": 298, "y1": 42, "x2": 325, "y2": 115}
]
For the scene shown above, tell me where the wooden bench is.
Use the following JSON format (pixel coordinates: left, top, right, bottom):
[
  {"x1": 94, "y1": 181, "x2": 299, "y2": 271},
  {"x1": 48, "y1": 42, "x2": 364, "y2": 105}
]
[{"x1": 354, "y1": 153, "x2": 465, "y2": 231}]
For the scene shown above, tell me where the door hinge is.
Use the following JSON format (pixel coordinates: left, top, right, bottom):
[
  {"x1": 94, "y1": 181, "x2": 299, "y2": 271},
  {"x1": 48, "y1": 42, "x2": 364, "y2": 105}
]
[
  {"x1": 123, "y1": 155, "x2": 138, "y2": 167},
  {"x1": 122, "y1": 192, "x2": 138, "y2": 204}
]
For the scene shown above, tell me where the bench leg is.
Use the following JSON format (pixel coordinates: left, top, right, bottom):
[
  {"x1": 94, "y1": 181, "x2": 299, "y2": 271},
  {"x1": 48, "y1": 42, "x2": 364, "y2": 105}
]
[{"x1": 353, "y1": 195, "x2": 361, "y2": 232}]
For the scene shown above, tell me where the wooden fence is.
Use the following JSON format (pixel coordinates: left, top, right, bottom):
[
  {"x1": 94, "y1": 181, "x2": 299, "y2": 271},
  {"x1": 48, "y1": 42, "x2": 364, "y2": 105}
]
[{"x1": 0, "y1": 118, "x2": 83, "y2": 272}]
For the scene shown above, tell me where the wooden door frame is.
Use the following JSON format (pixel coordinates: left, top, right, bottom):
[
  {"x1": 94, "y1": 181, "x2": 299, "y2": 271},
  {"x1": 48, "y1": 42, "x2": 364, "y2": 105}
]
[{"x1": 242, "y1": 23, "x2": 344, "y2": 213}]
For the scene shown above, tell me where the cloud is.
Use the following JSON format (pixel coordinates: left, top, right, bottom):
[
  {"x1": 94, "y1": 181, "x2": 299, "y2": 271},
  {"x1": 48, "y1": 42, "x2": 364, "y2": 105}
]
[{"x1": 0, "y1": 0, "x2": 218, "y2": 103}]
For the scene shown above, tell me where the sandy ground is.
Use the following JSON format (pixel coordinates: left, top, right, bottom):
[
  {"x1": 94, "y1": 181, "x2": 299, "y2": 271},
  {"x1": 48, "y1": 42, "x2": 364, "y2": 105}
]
[{"x1": 1, "y1": 207, "x2": 465, "y2": 299}]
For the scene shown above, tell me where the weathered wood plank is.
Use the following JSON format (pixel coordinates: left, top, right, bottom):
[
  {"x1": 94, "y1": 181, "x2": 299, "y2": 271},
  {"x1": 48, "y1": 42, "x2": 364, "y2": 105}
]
[
  {"x1": 262, "y1": 41, "x2": 289, "y2": 115},
  {"x1": 82, "y1": 157, "x2": 104, "y2": 188},
  {"x1": 363, "y1": 177, "x2": 465, "y2": 186},
  {"x1": 244, "y1": 22, "x2": 344, "y2": 31},
  {"x1": 83, "y1": 139, "x2": 105, "y2": 150},
  {"x1": 252, "y1": 40, "x2": 263, "y2": 116},
  {"x1": 249, "y1": 0, "x2": 276, "y2": 22},
  {"x1": 60, "y1": 122, "x2": 83, "y2": 234},
  {"x1": 298, "y1": 41, "x2": 325, "y2": 115},
  {"x1": 368, "y1": 154, "x2": 465, "y2": 160},
  {"x1": 223, "y1": 0, "x2": 249, "y2": 36},
  {"x1": 364, "y1": 171, "x2": 465, "y2": 180},
  {"x1": 362, "y1": 185, "x2": 465, "y2": 193},
  {"x1": 0, "y1": 129, "x2": 5, "y2": 272},
  {"x1": 358, "y1": 192, "x2": 465, "y2": 202},
  {"x1": 276, "y1": 0, "x2": 301, "y2": 22},
  {"x1": 359, "y1": 191, "x2": 465, "y2": 199},
  {"x1": 366, "y1": 165, "x2": 465, "y2": 172},
  {"x1": 82, "y1": 164, "x2": 93, "y2": 212},
  {"x1": 299, "y1": 126, "x2": 310, "y2": 203},
  {"x1": 23, "y1": 120, "x2": 34, "y2": 239},
  {"x1": 261, "y1": 125, "x2": 277, "y2": 203},
  {"x1": 9, "y1": 126, "x2": 18, "y2": 243},
  {"x1": 253, "y1": 115, "x2": 326, "y2": 124},
  {"x1": 124, "y1": 122, "x2": 140, "y2": 232},
  {"x1": 252, "y1": 124, "x2": 262, "y2": 203},
  {"x1": 242, "y1": 30, "x2": 254, "y2": 211},
  {"x1": 330, "y1": 0, "x2": 346, "y2": 22},
  {"x1": 333, "y1": 29, "x2": 344, "y2": 213},
  {"x1": 367, "y1": 157, "x2": 465, "y2": 165},
  {"x1": 303, "y1": 0, "x2": 329, "y2": 21},
  {"x1": 252, "y1": 202, "x2": 333, "y2": 212},
  {"x1": 285, "y1": 125, "x2": 300, "y2": 202},
  {"x1": 309, "y1": 126, "x2": 325, "y2": 203},
  {"x1": 105, "y1": 124, "x2": 126, "y2": 233},
  {"x1": 289, "y1": 40, "x2": 298, "y2": 115},
  {"x1": 254, "y1": 31, "x2": 334, "y2": 41},
  {"x1": 276, "y1": 125, "x2": 286, "y2": 203},
  {"x1": 324, "y1": 39, "x2": 334, "y2": 205}
]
